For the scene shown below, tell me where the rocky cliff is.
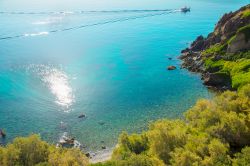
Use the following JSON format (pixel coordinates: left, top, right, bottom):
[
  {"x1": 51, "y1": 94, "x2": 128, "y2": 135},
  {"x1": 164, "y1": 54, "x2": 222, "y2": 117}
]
[{"x1": 180, "y1": 5, "x2": 250, "y2": 90}]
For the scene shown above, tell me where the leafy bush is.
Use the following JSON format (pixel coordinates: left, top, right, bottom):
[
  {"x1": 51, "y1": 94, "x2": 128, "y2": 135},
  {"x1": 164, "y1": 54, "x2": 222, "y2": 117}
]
[
  {"x1": 92, "y1": 154, "x2": 164, "y2": 166},
  {"x1": 0, "y1": 135, "x2": 89, "y2": 166},
  {"x1": 241, "y1": 9, "x2": 250, "y2": 18},
  {"x1": 110, "y1": 84, "x2": 250, "y2": 166},
  {"x1": 204, "y1": 58, "x2": 225, "y2": 72},
  {"x1": 201, "y1": 43, "x2": 227, "y2": 56},
  {"x1": 233, "y1": 147, "x2": 250, "y2": 166}
]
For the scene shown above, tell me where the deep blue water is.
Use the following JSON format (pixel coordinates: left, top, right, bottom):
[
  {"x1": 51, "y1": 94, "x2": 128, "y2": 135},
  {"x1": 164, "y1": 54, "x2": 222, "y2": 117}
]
[{"x1": 0, "y1": 0, "x2": 249, "y2": 152}]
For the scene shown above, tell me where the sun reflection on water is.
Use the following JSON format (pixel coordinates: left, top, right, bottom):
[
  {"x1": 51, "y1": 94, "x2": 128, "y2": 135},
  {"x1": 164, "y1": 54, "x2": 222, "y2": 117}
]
[{"x1": 29, "y1": 64, "x2": 75, "y2": 112}]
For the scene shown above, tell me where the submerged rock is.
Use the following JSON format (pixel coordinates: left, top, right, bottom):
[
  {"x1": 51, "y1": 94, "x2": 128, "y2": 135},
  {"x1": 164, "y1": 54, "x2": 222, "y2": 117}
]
[
  {"x1": 167, "y1": 65, "x2": 177, "y2": 70},
  {"x1": 78, "y1": 114, "x2": 86, "y2": 118},
  {"x1": 98, "y1": 121, "x2": 105, "y2": 125}
]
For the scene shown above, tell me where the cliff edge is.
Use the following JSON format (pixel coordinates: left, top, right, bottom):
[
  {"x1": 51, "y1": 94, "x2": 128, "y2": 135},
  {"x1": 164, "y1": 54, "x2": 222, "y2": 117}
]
[{"x1": 180, "y1": 5, "x2": 250, "y2": 90}]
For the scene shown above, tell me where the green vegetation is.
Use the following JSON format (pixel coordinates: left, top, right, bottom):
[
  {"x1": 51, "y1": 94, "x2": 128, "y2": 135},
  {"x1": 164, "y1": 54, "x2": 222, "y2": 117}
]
[
  {"x1": 201, "y1": 43, "x2": 227, "y2": 56},
  {"x1": 201, "y1": 23, "x2": 250, "y2": 89},
  {"x1": 0, "y1": 135, "x2": 89, "y2": 166},
  {"x1": 2, "y1": 84, "x2": 249, "y2": 166},
  {"x1": 1, "y1": 6, "x2": 250, "y2": 166},
  {"x1": 204, "y1": 58, "x2": 250, "y2": 89},
  {"x1": 241, "y1": 9, "x2": 250, "y2": 18},
  {"x1": 91, "y1": 84, "x2": 250, "y2": 166}
]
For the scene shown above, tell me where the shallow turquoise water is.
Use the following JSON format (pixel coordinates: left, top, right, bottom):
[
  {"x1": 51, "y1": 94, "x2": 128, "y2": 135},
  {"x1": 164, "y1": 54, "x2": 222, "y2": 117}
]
[{"x1": 0, "y1": 0, "x2": 249, "y2": 151}]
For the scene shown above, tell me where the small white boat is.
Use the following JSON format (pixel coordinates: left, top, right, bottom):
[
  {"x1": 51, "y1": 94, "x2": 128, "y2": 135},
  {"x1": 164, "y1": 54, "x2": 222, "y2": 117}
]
[{"x1": 181, "y1": 7, "x2": 190, "y2": 13}]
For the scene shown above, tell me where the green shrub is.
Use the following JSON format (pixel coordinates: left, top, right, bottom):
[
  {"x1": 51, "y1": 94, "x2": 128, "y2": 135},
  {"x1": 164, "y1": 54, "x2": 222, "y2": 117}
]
[
  {"x1": 233, "y1": 147, "x2": 250, "y2": 166},
  {"x1": 202, "y1": 43, "x2": 227, "y2": 56},
  {"x1": 112, "y1": 84, "x2": 250, "y2": 165},
  {"x1": 204, "y1": 58, "x2": 225, "y2": 72},
  {"x1": 92, "y1": 154, "x2": 164, "y2": 166},
  {"x1": 0, "y1": 135, "x2": 89, "y2": 166},
  {"x1": 241, "y1": 9, "x2": 250, "y2": 18}
]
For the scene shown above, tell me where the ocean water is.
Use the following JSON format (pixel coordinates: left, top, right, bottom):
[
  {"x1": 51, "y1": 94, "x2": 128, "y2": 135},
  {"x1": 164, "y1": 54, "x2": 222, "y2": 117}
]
[{"x1": 0, "y1": 0, "x2": 249, "y2": 153}]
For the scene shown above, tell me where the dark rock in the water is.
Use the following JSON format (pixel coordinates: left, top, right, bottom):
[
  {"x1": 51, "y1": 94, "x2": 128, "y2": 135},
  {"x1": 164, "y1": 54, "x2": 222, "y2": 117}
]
[
  {"x1": 98, "y1": 121, "x2": 105, "y2": 125},
  {"x1": 181, "y1": 48, "x2": 190, "y2": 53},
  {"x1": 168, "y1": 57, "x2": 172, "y2": 60},
  {"x1": 101, "y1": 141, "x2": 105, "y2": 143},
  {"x1": 101, "y1": 146, "x2": 106, "y2": 149},
  {"x1": 167, "y1": 66, "x2": 177, "y2": 70},
  {"x1": 78, "y1": 114, "x2": 86, "y2": 118}
]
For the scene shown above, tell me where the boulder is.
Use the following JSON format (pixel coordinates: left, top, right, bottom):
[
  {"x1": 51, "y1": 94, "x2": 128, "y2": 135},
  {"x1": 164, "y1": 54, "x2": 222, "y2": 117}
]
[
  {"x1": 98, "y1": 121, "x2": 105, "y2": 125},
  {"x1": 190, "y1": 35, "x2": 205, "y2": 51},
  {"x1": 78, "y1": 114, "x2": 86, "y2": 118},
  {"x1": 227, "y1": 32, "x2": 250, "y2": 53},
  {"x1": 85, "y1": 153, "x2": 90, "y2": 158},
  {"x1": 203, "y1": 72, "x2": 231, "y2": 88},
  {"x1": 167, "y1": 66, "x2": 177, "y2": 70}
]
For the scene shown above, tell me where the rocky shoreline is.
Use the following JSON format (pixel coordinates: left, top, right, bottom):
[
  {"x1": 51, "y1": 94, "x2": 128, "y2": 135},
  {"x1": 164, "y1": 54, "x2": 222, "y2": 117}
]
[{"x1": 179, "y1": 5, "x2": 250, "y2": 91}]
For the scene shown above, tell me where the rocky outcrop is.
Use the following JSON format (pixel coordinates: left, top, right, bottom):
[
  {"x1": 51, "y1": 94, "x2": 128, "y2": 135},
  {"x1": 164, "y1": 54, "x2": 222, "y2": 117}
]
[
  {"x1": 203, "y1": 72, "x2": 231, "y2": 89},
  {"x1": 180, "y1": 5, "x2": 250, "y2": 90},
  {"x1": 227, "y1": 32, "x2": 250, "y2": 53}
]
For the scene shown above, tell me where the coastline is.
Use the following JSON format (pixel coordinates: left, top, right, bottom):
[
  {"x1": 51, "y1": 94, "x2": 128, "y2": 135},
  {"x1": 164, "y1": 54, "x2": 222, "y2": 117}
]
[
  {"x1": 91, "y1": 4, "x2": 250, "y2": 164},
  {"x1": 179, "y1": 5, "x2": 250, "y2": 91},
  {"x1": 90, "y1": 148, "x2": 113, "y2": 163}
]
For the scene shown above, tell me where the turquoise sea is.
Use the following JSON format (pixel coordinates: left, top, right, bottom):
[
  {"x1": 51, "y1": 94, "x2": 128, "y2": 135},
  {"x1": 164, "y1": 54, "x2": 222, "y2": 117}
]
[{"x1": 0, "y1": 0, "x2": 249, "y2": 154}]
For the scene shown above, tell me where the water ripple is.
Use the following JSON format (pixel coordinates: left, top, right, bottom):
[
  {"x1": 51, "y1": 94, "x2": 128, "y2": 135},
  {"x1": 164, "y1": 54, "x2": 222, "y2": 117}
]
[{"x1": 28, "y1": 64, "x2": 74, "y2": 112}]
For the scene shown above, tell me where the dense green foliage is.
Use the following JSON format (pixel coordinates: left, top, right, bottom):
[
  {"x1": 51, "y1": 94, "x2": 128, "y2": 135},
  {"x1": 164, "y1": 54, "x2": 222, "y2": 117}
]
[
  {"x1": 1, "y1": 86, "x2": 249, "y2": 166},
  {"x1": 202, "y1": 23, "x2": 250, "y2": 89},
  {"x1": 241, "y1": 9, "x2": 250, "y2": 18},
  {"x1": 92, "y1": 84, "x2": 250, "y2": 166},
  {"x1": 205, "y1": 58, "x2": 250, "y2": 89},
  {"x1": 202, "y1": 43, "x2": 226, "y2": 56},
  {"x1": 2, "y1": 85, "x2": 249, "y2": 166},
  {"x1": 0, "y1": 135, "x2": 89, "y2": 166}
]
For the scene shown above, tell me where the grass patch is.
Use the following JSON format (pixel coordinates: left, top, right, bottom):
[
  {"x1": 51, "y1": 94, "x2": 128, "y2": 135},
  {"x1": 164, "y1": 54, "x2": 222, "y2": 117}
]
[
  {"x1": 202, "y1": 43, "x2": 227, "y2": 56},
  {"x1": 204, "y1": 57, "x2": 250, "y2": 89},
  {"x1": 241, "y1": 9, "x2": 250, "y2": 18},
  {"x1": 223, "y1": 51, "x2": 250, "y2": 60},
  {"x1": 204, "y1": 58, "x2": 225, "y2": 72},
  {"x1": 218, "y1": 59, "x2": 250, "y2": 89}
]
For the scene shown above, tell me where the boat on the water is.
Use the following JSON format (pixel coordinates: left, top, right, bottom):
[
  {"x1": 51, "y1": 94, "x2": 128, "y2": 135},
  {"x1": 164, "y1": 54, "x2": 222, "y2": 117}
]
[{"x1": 181, "y1": 6, "x2": 191, "y2": 13}]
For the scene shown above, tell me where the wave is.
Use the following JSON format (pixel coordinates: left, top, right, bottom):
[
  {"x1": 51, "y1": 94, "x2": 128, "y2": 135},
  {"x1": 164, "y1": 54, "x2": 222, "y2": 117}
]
[
  {"x1": 0, "y1": 9, "x2": 174, "y2": 15},
  {"x1": 24, "y1": 31, "x2": 49, "y2": 37},
  {"x1": 0, "y1": 10, "x2": 180, "y2": 40}
]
